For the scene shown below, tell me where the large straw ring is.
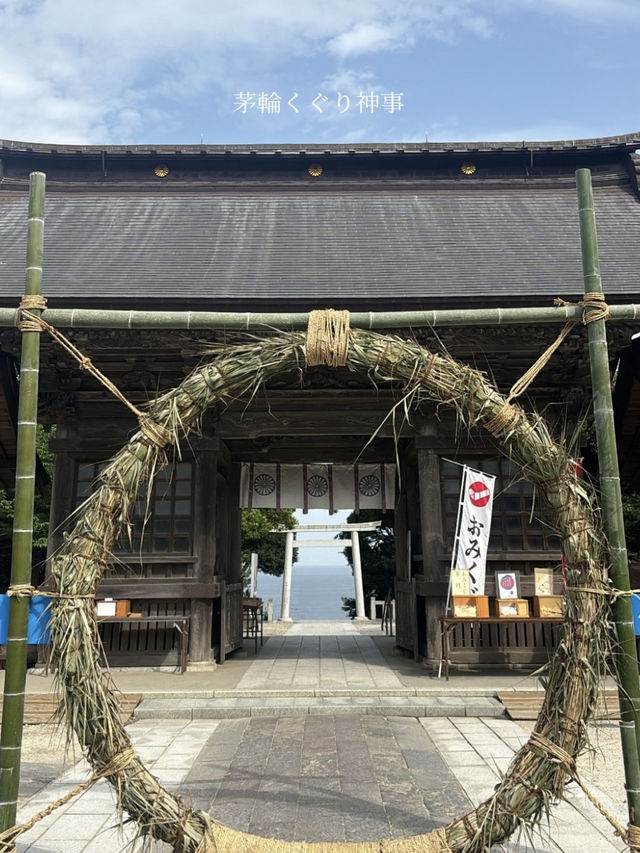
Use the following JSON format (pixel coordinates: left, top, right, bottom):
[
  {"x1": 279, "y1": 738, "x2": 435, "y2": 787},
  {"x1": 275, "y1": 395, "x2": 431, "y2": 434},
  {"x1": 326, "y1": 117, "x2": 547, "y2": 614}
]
[{"x1": 47, "y1": 329, "x2": 611, "y2": 852}]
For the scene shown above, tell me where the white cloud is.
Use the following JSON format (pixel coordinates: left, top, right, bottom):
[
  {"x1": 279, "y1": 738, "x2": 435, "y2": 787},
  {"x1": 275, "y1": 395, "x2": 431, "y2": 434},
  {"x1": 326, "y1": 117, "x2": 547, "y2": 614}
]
[
  {"x1": 320, "y1": 68, "x2": 377, "y2": 94},
  {"x1": 0, "y1": 1, "x2": 493, "y2": 144},
  {"x1": 0, "y1": 0, "x2": 637, "y2": 145},
  {"x1": 328, "y1": 21, "x2": 410, "y2": 57}
]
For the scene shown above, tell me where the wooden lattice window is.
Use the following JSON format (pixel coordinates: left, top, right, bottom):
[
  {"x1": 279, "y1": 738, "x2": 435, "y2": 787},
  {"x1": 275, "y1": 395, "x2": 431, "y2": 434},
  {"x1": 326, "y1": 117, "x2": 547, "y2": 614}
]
[
  {"x1": 441, "y1": 457, "x2": 561, "y2": 553},
  {"x1": 75, "y1": 460, "x2": 194, "y2": 555}
]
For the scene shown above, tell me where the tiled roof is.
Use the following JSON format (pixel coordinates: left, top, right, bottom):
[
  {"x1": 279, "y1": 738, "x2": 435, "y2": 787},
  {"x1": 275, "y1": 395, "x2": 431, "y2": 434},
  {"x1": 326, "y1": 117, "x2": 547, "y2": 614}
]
[{"x1": 0, "y1": 183, "x2": 639, "y2": 308}]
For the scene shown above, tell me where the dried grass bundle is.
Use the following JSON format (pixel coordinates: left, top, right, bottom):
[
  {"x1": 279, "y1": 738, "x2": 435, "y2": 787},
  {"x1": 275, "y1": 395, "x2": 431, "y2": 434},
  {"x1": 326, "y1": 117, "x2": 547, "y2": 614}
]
[{"x1": 46, "y1": 330, "x2": 611, "y2": 852}]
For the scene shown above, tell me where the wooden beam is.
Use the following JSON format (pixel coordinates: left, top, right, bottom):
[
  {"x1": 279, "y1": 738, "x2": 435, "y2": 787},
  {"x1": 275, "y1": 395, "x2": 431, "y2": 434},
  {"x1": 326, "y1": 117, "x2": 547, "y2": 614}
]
[{"x1": 96, "y1": 580, "x2": 221, "y2": 599}]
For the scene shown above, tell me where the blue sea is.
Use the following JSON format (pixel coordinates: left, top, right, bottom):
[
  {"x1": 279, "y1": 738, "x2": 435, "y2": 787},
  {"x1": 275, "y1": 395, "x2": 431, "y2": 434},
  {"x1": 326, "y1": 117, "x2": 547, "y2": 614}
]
[{"x1": 255, "y1": 565, "x2": 356, "y2": 620}]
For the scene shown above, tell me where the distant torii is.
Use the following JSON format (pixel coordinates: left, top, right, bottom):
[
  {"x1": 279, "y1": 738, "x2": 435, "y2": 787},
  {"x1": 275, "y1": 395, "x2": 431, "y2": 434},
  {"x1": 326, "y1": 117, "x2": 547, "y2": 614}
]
[{"x1": 271, "y1": 521, "x2": 382, "y2": 621}]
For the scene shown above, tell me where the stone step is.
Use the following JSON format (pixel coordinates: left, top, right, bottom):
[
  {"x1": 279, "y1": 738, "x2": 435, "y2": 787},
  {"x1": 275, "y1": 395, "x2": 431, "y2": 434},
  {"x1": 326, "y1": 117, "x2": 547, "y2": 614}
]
[
  {"x1": 134, "y1": 694, "x2": 506, "y2": 720},
  {"x1": 137, "y1": 685, "x2": 502, "y2": 699}
]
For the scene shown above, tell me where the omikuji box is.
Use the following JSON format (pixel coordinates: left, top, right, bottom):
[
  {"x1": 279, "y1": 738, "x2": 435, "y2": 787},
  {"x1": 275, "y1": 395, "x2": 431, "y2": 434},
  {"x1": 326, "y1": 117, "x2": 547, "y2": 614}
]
[
  {"x1": 96, "y1": 599, "x2": 116, "y2": 617},
  {"x1": 115, "y1": 599, "x2": 131, "y2": 618},
  {"x1": 452, "y1": 595, "x2": 489, "y2": 618},
  {"x1": 533, "y1": 596, "x2": 564, "y2": 618},
  {"x1": 495, "y1": 598, "x2": 529, "y2": 618}
]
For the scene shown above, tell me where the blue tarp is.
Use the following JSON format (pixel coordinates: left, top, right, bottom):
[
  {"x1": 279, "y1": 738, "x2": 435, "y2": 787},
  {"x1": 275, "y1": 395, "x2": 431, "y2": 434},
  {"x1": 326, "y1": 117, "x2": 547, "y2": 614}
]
[
  {"x1": 632, "y1": 594, "x2": 640, "y2": 636},
  {"x1": 0, "y1": 594, "x2": 52, "y2": 644}
]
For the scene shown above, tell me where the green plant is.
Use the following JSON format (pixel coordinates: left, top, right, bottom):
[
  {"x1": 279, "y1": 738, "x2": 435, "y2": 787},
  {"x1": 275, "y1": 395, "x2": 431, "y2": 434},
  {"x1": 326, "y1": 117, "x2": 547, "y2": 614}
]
[
  {"x1": 0, "y1": 424, "x2": 55, "y2": 591},
  {"x1": 622, "y1": 489, "x2": 640, "y2": 560},
  {"x1": 240, "y1": 508, "x2": 297, "y2": 586}
]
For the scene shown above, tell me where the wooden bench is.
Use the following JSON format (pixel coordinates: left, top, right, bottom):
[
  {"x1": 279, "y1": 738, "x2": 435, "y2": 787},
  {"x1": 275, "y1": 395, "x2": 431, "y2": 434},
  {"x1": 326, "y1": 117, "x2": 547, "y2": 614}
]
[
  {"x1": 439, "y1": 616, "x2": 563, "y2": 680},
  {"x1": 97, "y1": 615, "x2": 190, "y2": 673}
]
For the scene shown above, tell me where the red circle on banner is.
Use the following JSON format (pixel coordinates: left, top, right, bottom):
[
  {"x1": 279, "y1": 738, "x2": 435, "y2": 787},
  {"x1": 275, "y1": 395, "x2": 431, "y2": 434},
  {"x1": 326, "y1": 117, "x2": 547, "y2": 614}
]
[{"x1": 468, "y1": 480, "x2": 491, "y2": 507}]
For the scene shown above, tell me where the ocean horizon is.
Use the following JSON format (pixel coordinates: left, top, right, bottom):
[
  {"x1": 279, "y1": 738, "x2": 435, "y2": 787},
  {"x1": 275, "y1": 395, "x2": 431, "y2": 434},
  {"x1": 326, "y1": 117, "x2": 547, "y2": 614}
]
[{"x1": 255, "y1": 564, "x2": 355, "y2": 621}]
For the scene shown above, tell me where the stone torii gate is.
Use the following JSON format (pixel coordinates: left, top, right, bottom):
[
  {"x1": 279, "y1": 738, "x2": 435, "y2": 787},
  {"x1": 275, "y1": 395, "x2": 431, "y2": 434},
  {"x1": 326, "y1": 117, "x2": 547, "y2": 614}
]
[{"x1": 275, "y1": 521, "x2": 382, "y2": 622}]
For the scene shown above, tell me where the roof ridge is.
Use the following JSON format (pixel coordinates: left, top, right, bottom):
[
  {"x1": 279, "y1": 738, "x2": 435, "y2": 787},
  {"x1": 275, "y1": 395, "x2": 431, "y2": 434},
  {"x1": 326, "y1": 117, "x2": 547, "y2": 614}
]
[{"x1": 1, "y1": 132, "x2": 640, "y2": 157}]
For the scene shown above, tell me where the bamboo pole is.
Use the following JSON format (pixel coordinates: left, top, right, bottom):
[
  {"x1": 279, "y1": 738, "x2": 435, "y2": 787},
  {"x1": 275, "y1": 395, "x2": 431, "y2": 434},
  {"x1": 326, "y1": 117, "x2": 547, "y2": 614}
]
[
  {"x1": 0, "y1": 303, "x2": 638, "y2": 331},
  {"x1": 576, "y1": 167, "x2": 640, "y2": 832},
  {"x1": 0, "y1": 172, "x2": 46, "y2": 831}
]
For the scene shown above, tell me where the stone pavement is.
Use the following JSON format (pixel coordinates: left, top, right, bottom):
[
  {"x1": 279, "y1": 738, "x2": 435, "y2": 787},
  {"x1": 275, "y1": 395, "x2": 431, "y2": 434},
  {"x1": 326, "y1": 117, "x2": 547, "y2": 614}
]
[
  {"x1": 6, "y1": 620, "x2": 629, "y2": 851},
  {"x1": 135, "y1": 621, "x2": 505, "y2": 719},
  {"x1": 183, "y1": 715, "x2": 470, "y2": 842},
  {"x1": 13, "y1": 716, "x2": 626, "y2": 852}
]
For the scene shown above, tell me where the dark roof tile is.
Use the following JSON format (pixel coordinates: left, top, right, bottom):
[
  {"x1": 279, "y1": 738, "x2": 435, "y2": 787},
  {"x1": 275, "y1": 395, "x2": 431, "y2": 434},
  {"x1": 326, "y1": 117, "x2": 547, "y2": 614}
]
[{"x1": 0, "y1": 185, "x2": 638, "y2": 307}]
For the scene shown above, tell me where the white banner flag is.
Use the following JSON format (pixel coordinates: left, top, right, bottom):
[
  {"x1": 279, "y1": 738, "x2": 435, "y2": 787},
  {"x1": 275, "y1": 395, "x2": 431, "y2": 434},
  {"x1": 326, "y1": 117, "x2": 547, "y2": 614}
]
[
  {"x1": 454, "y1": 466, "x2": 495, "y2": 595},
  {"x1": 240, "y1": 463, "x2": 395, "y2": 511}
]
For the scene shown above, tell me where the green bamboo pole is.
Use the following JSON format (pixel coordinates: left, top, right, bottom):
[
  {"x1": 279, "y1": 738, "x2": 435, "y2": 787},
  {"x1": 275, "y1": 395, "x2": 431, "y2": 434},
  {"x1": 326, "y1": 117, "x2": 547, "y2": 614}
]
[
  {"x1": 0, "y1": 172, "x2": 46, "y2": 831},
  {"x1": 0, "y1": 303, "x2": 638, "y2": 331},
  {"x1": 577, "y1": 167, "x2": 640, "y2": 832}
]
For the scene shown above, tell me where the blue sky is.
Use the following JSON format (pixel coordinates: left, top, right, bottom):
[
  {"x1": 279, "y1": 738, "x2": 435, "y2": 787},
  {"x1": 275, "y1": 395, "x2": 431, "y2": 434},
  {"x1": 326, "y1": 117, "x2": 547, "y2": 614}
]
[
  {"x1": 288, "y1": 509, "x2": 351, "y2": 568},
  {"x1": 0, "y1": 1, "x2": 638, "y2": 146}
]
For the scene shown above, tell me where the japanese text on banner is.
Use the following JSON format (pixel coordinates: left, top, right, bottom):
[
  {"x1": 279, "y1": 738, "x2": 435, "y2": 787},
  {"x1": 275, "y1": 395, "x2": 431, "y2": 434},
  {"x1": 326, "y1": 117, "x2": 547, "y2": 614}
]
[{"x1": 454, "y1": 466, "x2": 495, "y2": 595}]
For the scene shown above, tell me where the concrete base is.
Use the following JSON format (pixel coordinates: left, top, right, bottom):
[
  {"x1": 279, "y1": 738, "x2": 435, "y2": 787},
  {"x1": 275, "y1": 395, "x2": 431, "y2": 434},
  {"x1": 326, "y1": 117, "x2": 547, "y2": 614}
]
[
  {"x1": 353, "y1": 617, "x2": 371, "y2": 623},
  {"x1": 187, "y1": 661, "x2": 218, "y2": 672},
  {"x1": 278, "y1": 617, "x2": 294, "y2": 622}
]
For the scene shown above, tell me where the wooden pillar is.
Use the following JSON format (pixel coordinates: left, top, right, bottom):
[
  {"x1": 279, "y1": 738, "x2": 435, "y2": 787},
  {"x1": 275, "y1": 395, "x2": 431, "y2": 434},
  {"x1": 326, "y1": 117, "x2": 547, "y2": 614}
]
[
  {"x1": 215, "y1": 472, "x2": 229, "y2": 581},
  {"x1": 45, "y1": 450, "x2": 75, "y2": 570},
  {"x1": 403, "y1": 447, "x2": 422, "y2": 575},
  {"x1": 351, "y1": 531, "x2": 367, "y2": 620},
  {"x1": 417, "y1": 422, "x2": 446, "y2": 666},
  {"x1": 190, "y1": 443, "x2": 218, "y2": 663},
  {"x1": 280, "y1": 531, "x2": 294, "y2": 621},
  {"x1": 394, "y1": 459, "x2": 410, "y2": 582},
  {"x1": 393, "y1": 442, "x2": 419, "y2": 652},
  {"x1": 223, "y1": 463, "x2": 243, "y2": 655},
  {"x1": 226, "y1": 463, "x2": 242, "y2": 584}
]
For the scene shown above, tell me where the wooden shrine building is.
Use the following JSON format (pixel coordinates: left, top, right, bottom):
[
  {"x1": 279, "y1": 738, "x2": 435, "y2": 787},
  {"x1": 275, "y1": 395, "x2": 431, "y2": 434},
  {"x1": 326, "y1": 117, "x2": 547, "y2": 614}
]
[{"x1": 0, "y1": 133, "x2": 640, "y2": 669}]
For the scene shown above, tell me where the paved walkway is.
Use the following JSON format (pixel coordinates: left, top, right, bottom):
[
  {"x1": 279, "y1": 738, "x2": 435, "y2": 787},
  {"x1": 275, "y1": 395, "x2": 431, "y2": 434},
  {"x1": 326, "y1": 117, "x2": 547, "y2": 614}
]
[
  {"x1": 5, "y1": 621, "x2": 628, "y2": 852},
  {"x1": 135, "y1": 620, "x2": 504, "y2": 719},
  {"x1": 235, "y1": 620, "x2": 405, "y2": 691}
]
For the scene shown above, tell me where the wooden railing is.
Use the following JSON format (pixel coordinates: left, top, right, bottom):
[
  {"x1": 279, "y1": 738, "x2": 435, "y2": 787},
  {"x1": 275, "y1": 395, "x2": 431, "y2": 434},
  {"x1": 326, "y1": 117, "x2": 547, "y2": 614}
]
[
  {"x1": 439, "y1": 616, "x2": 563, "y2": 678},
  {"x1": 225, "y1": 583, "x2": 243, "y2": 657},
  {"x1": 96, "y1": 576, "x2": 222, "y2": 666}
]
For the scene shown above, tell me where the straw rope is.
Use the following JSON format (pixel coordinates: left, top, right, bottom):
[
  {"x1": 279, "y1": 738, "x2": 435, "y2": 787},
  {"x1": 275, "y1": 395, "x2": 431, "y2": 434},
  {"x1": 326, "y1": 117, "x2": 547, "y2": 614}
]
[
  {"x1": 526, "y1": 733, "x2": 640, "y2": 850},
  {"x1": 306, "y1": 309, "x2": 350, "y2": 367},
  {"x1": 484, "y1": 320, "x2": 574, "y2": 435},
  {"x1": 629, "y1": 825, "x2": 640, "y2": 850},
  {"x1": 6, "y1": 584, "x2": 37, "y2": 598},
  {"x1": 36, "y1": 328, "x2": 620, "y2": 852},
  {"x1": 16, "y1": 295, "x2": 47, "y2": 331},
  {"x1": 0, "y1": 747, "x2": 136, "y2": 853},
  {"x1": 485, "y1": 293, "x2": 609, "y2": 437},
  {"x1": 567, "y1": 585, "x2": 640, "y2": 600},
  {"x1": 195, "y1": 821, "x2": 452, "y2": 853},
  {"x1": 6, "y1": 585, "x2": 98, "y2": 600},
  {"x1": 554, "y1": 292, "x2": 610, "y2": 324},
  {"x1": 17, "y1": 309, "x2": 172, "y2": 447}
]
